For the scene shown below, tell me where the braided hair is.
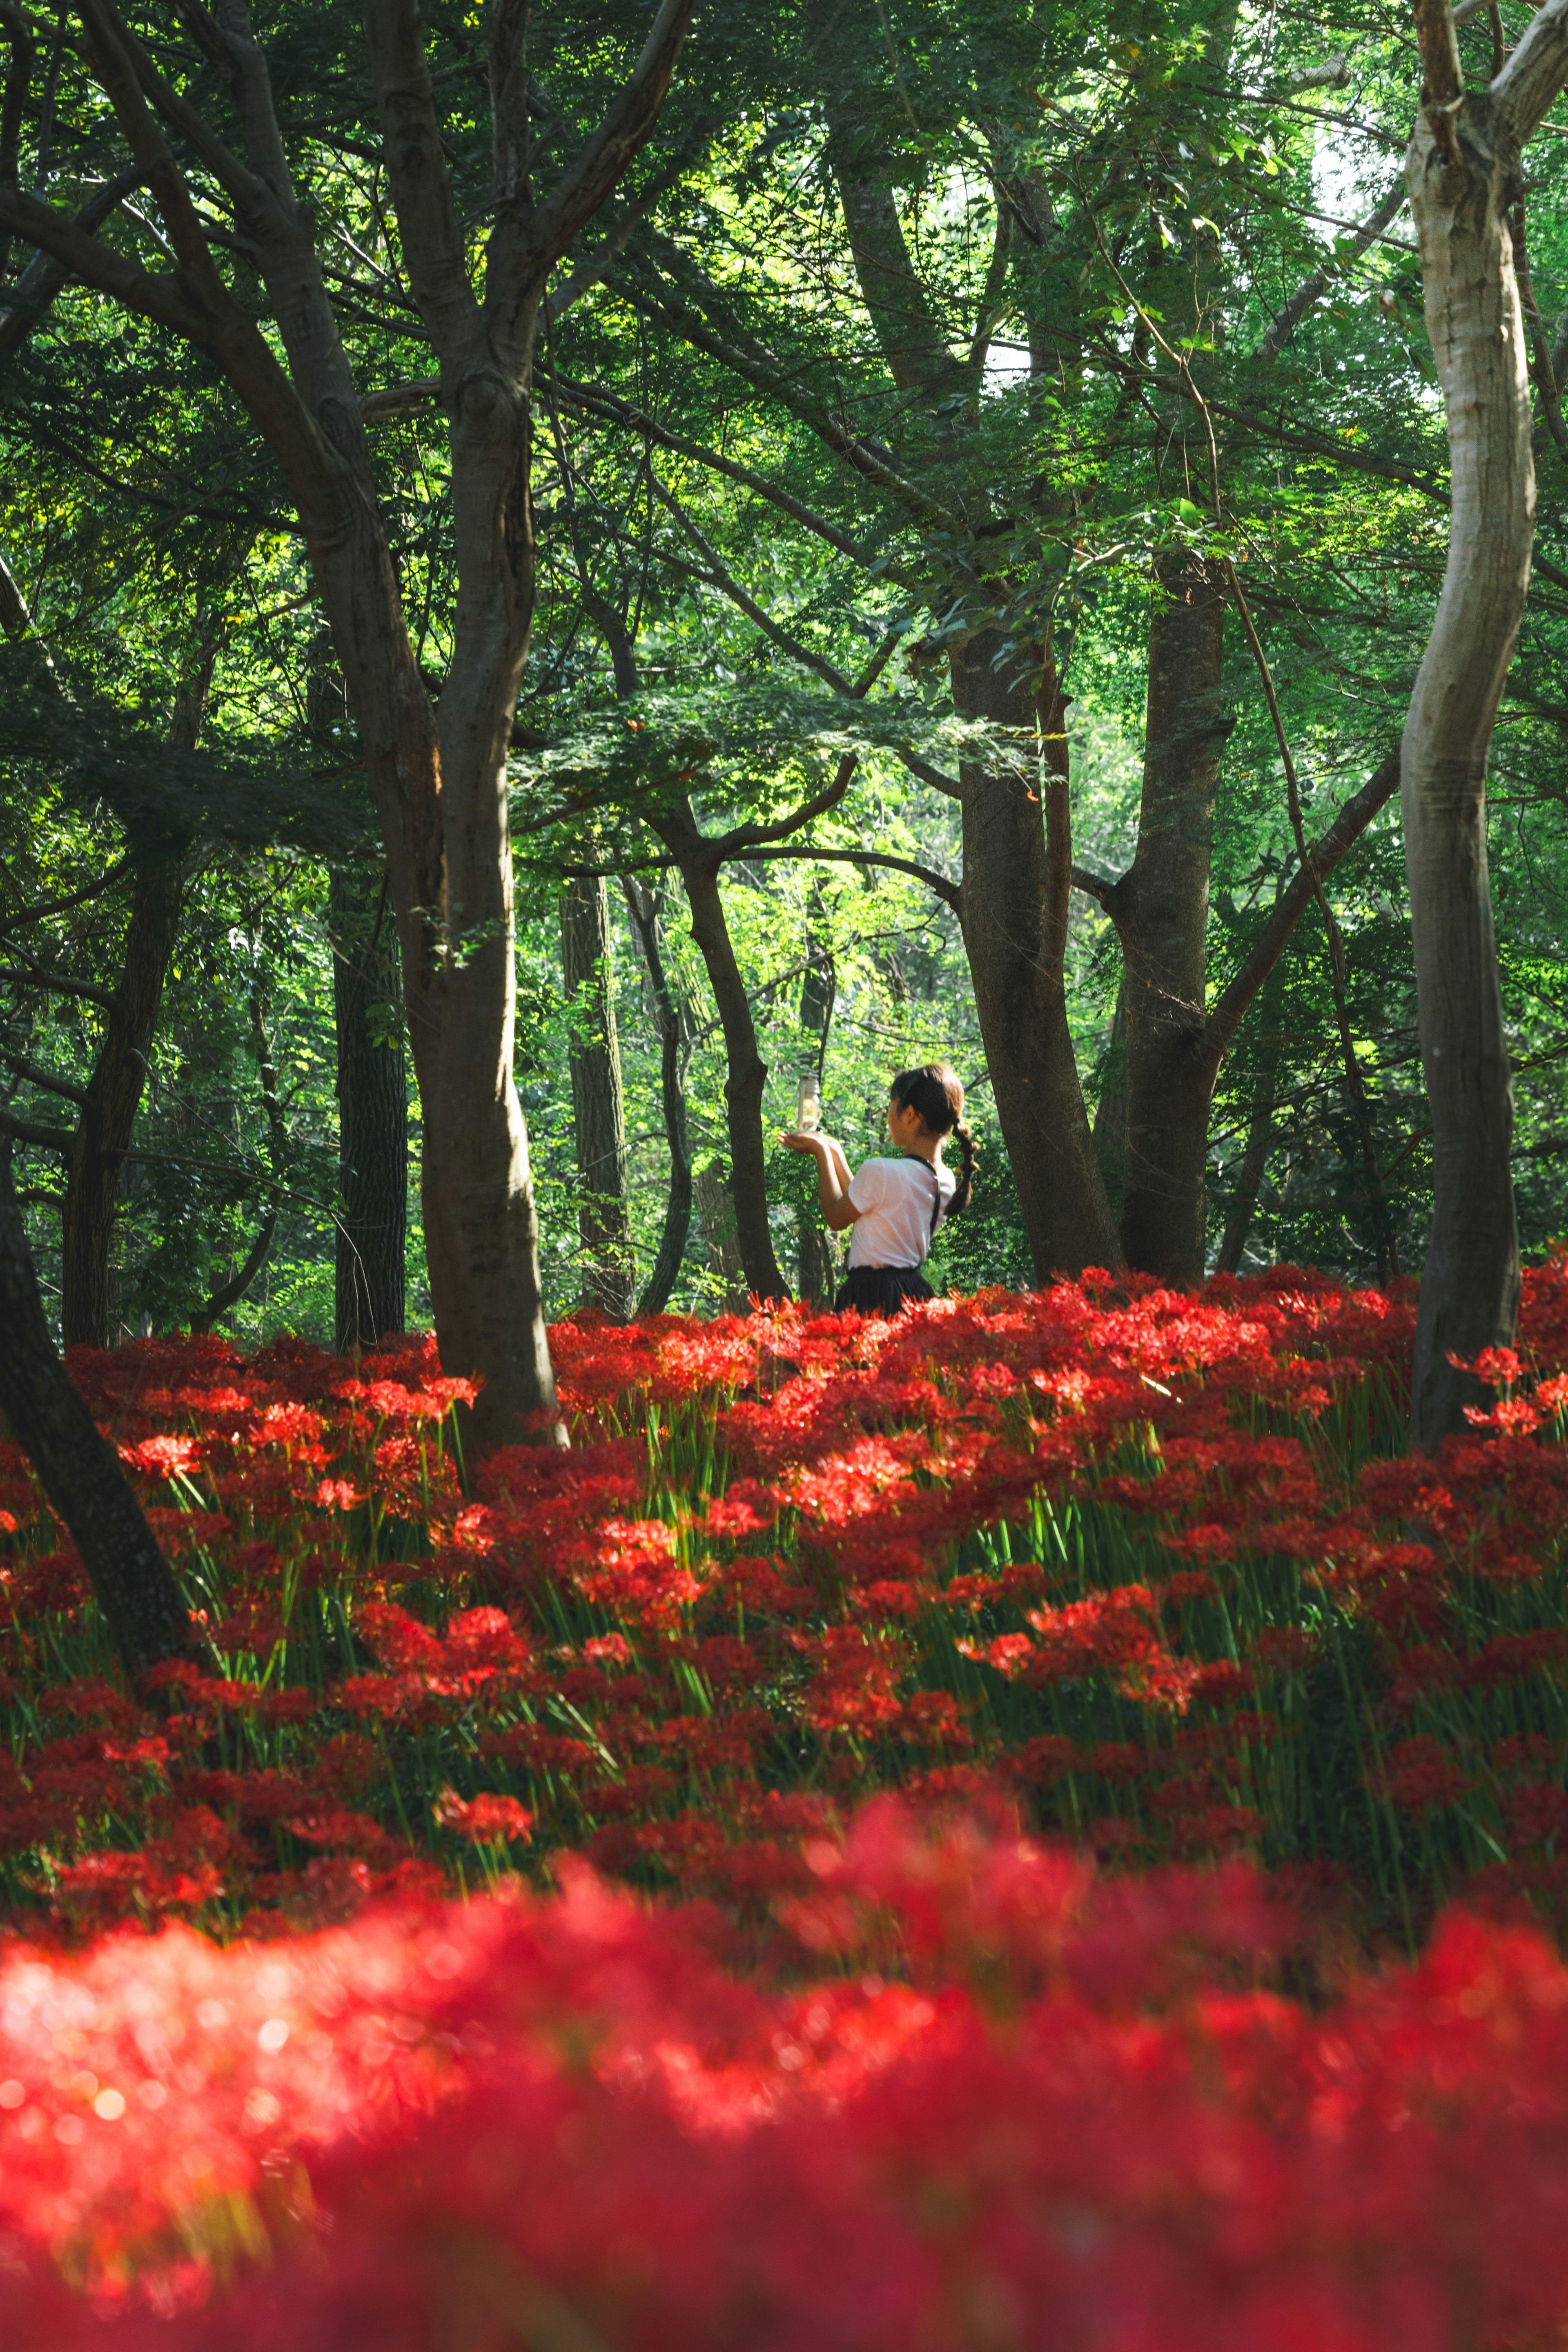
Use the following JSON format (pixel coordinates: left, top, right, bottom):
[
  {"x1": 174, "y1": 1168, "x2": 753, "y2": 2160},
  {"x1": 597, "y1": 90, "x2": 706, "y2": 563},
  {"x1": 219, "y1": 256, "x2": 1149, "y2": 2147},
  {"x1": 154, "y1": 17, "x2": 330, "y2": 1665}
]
[{"x1": 890, "y1": 1061, "x2": 978, "y2": 1216}]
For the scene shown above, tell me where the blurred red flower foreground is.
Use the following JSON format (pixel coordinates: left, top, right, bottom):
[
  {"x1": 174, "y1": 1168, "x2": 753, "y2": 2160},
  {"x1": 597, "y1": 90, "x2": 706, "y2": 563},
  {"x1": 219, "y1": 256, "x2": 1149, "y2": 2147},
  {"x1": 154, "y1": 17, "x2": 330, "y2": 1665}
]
[
  {"x1": 3, "y1": 1264, "x2": 1568, "y2": 2343},
  {"x1": 6, "y1": 1804, "x2": 1568, "y2": 2352}
]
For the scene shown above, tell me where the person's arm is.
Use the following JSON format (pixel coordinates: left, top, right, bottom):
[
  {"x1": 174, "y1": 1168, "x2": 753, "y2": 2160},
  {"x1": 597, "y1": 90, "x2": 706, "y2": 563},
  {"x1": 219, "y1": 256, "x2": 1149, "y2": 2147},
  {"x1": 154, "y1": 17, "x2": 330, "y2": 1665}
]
[{"x1": 779, "y1": 1131, "x2": 863, "y2": 1230}]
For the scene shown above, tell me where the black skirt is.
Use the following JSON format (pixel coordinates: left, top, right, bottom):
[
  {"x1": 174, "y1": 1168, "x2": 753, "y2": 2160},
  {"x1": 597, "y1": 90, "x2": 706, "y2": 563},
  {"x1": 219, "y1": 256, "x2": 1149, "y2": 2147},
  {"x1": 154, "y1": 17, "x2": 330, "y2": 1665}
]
[{"x1": 834, "y1": 1264, "x2": 935, "y2": 1316}]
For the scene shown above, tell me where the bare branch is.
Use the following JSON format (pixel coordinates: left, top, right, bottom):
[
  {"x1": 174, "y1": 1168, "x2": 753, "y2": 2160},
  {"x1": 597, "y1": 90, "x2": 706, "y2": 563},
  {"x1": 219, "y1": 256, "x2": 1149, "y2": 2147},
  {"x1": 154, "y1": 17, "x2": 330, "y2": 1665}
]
[
  {"x1": 507, "y1": 0, "x2": 696, "y2": 290},
  {"x1": 548, "y1": 368, "x2": 899, "y2": 575},
  {"x1": 895, "y1": 749, "x2": 964, "y2": 801},
  {"x1": 0, "y1": 1107, "x2": 71, "y2": 1152},
  {"x1": 1493, "y1": 0, "x2": 1568, "y2": 140},
  {"x1": 1201, "y1": 747, "x2": 1402, "y2": 1075},
  {"x1": 1070, "y1": 862, "x2": 1121, "y2": 912},
  {"x1": 1285, "y1": 55, "x2": 1351, "y2": 90},
  {"x1": 0, "y1": 548, "x2": 67, "y2": 695},
  {"x1": 0, "y1": 1047, "x2": 89, "y2": 1107},
  {"x1": 363, "y1": 0, "x2": 483, "y2": 370},
  {"x1": 75, "y1": 0, "x2": 234, "y2": 306},
  {"x1": 650, "y1": 478, "x2": 856, "y2": 693},
  {"x1": 359, "y1": 372, "x2": 439, "y2": 420},
  {"x1": 0, "y1": 163, "x2": 142, "y2": 360},
  {"x1": 0, "y1": 178, "x2": 209, "y2": 335},
  {"x1": 743, "y1": 842, "x2": 963, "y2": 911},
  {"x1": 0, "y1": 958, "x2": 115, "y2": 1009},
  {"x1": 621, "y1": 275, "x2": 962, "y2": 533},
  {"x1": 97, "y1": 0, "x2": 264, "y2": 218},
  {"x1": 1254, "y1": 182, "x2": 1407, "y2": 364},
  {"x1": 709, "y1": 751, "x2": 860, "y2": 860}
]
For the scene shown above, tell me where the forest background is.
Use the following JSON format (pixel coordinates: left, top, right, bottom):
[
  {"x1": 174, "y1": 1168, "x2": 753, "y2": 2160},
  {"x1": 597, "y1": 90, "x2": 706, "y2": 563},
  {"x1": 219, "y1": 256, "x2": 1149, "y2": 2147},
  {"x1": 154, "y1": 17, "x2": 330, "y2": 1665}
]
[{"x1": 2, "y1": 0, "x2": 1565, "y2": 1398}]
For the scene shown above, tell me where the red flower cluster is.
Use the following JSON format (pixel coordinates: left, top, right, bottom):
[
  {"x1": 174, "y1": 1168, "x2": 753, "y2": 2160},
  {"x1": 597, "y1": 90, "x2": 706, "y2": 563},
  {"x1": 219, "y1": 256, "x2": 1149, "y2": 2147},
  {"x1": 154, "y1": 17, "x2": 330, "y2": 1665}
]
[
  {"x1": 3, "y1": 1800, "x2": 1568, "y2": 2348},
  {"x1": 0, "y1": 1264, "x2": 1563, "y2": 1953}
]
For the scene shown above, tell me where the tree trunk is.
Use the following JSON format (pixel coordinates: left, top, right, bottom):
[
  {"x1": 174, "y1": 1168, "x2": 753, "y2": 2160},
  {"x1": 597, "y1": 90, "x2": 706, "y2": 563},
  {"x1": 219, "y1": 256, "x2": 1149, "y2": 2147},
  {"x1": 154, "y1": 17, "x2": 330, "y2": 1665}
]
[
  {"x1": 951, "y1": 635, "x2": 1119, "y2": 1280},
  {"x1": 1399, "y1": 9, "x2": 1568, "y2": 1445},
  {"x1": 1091, "y1": 985, "x2": 1129, "y2": 1225},
  {"x1": 332, "y1": 869, "x2": 408, "y2": 1350},
  {"x1": 1113, "y1": 556, "x2": 1227, "y2": 1282},
  {"x1": 1216, "y1": 960, "x2": 1288, "y2": 1276},
  {"x1": 59, "y1": 650, "x2": 212, "y2": 1349},
  {"x1": 58, "y1": 849, "x2": 185, "y2": 1348},
  {"x1": 0, "y1": 1143, "x2": 197, "y2": 1681},
  {"x1": 559, "y1": 873, "x2": 634, "y2": 1318},
  {"x1": 657, "y1": 822, "x2": 788, "y2": 1302},
  {"x1": 693, "y1": 1156, "x2": 749, "y2": 1312},
  {"x1": 796, "y1": 926, "x2": 839, "y2": 1307},
  {"x1": 624, "y1": 879, "x2": 692, "y2": 1317}
]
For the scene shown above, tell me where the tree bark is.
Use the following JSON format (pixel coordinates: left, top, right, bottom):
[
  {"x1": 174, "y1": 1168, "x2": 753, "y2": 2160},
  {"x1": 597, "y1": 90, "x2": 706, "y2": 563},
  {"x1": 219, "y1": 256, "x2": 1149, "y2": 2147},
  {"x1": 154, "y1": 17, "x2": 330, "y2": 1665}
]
[
  {"x1": 1399, "y1": 0, "x2": 1568, "y2": 1444},
  {"x1": 1091, "y1": 985, "x2": 1129, "y2": 1225},
  {"x1": 951, "y1": 635, "x2": 1120, "y2": 1279},
  {"x1": 796, "y1": 923, "x2": 839, "y2": 1307},
  {"x1": 58, "y1": 849, "x2": 185, "y2": 1347},
  {"x1": 1112, "y1": 556, "x2": 1227, "y2": 1282},
  {"x1": 60, "y1": 648, "x2": 211, "y2": 1349},
  {"x1": 1216, "y1": 960, "x2": 1287, "y2": 1276},
  {"x1": 623, "y1": 879, "x2": 692, "y2": 1316},
  {"x1": 0, "y1": 1143, "x2": 197, "y2": 1681},
  {"x1": 332, "y1": 869, "x2": 408, "y2": 1350},
  {"x1": 692, "y1": 1155, "x2": 748, "y2": 1312},
  {"x1": 559, "y1": 873, "x2": 634, "y2": 1318},
  {"x1": 654, "y1": 819, "x2": 788, "y2": 1303}
]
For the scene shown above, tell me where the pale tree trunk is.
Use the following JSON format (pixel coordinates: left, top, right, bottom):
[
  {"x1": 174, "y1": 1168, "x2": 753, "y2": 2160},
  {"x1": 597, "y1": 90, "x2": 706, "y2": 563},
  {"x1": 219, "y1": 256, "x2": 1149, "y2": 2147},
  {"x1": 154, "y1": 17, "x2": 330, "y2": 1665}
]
[
  {"x1": 0, "y1": 0, "x2": 694, "y2": 1451},
  {"x1": 559, "y1": 873, "x2": 634, "y2": 1317},
  {"x1": 1401, "y1": 0, "x2": 1568, "y2": 1445},
  {"x1": 1112, "y1": 557, "x2": 1227, "y2": 1281}
]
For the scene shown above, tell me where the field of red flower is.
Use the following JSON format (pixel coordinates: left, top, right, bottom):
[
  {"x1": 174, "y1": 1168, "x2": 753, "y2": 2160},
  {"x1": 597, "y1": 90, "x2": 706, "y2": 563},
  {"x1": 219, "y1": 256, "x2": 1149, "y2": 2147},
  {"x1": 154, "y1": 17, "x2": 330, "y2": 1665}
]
[{"x1": 2, "y1": 1265, "x2": 1568, "y2": 2344}]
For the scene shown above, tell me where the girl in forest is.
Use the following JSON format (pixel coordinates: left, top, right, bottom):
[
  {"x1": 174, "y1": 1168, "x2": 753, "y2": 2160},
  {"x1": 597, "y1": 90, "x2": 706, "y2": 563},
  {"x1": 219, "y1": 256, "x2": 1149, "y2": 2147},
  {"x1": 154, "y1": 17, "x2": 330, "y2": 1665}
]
[{"x1": 782, "y1": 1062, "x2": 978, "y2": 1314}]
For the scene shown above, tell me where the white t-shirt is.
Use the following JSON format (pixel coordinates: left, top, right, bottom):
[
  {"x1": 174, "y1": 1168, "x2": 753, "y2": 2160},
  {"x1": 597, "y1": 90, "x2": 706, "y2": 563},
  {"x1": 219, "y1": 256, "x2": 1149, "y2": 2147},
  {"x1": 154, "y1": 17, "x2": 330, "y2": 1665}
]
[{"x1": 847, "y1": 1155, "x2": 956, "y2": 1269}]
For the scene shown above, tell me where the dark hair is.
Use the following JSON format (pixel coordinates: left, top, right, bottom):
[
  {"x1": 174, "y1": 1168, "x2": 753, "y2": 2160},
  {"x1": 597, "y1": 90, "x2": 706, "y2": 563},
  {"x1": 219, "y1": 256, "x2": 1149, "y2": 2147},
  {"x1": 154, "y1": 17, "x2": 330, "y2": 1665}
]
[{"x1": 890, "y1": 1061, "x2": 978, "y2": 1216}]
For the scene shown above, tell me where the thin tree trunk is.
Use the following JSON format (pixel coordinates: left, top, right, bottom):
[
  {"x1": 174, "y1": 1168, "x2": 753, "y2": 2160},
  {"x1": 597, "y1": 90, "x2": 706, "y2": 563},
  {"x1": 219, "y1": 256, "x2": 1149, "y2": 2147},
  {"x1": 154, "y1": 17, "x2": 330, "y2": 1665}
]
[
  {"x1": 1399, "y1": 3, "x2": 1568, "y2": 1444},
  {"x1": 559, "y1": 873, "x2": 634, "y2": 1318},
  {"x1": 655, "y1": 819, "x2": 788, "y2": 1303},
  {"x1": 796, "y1": 922, "x2": 838, "y2": 1307},
  {"x1": 60, "y1": 650, "x2": 211, "y2": 1349},
  {"x1": 58, "y1": 851, "x2": 184, "y2": 1348},
  {"x1": 1216, "y1": 962, "x2": 1287, "y2": 1276},
  {"x1": 952, "y1": 635, "x2": 1120, "y2": 1280},
  {"x1": 310, "y1": 644, "x2": 407, "y2": 1353},
  {"x1": 692, "y1": 1156, "x2": 748, "y2": 1312},
  {"x1": 1113, "y1": 556, "x2": 1227, "y2": 1281},
  {"x1": 0, "y1": 1143, "x2": 197, "y2": 1681},
  {"x1": 332, "y1": 869, "x2": 408, "y2": 1349},
  {"x1": 1091, "y1": 985, "x2": 1129, "y2": 1225},
  {"x1": 624, "y1": 878, "x2": 692, "y2": 1316}
]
